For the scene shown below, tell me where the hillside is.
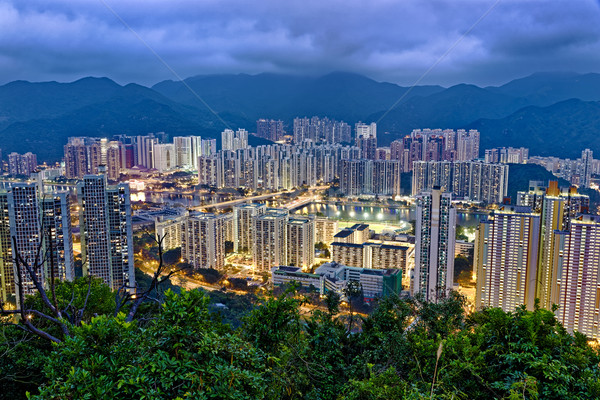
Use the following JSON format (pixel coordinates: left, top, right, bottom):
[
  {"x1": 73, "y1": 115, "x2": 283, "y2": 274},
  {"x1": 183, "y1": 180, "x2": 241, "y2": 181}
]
[
  {"x1": 470, "y1": 99, "x2": 600, "y2": 158},
  {"x1": 152, "y1": 71, "x2": 445, "y2": 123},
  {"x1": 370, "y1": 83, "x2": 532, "y2": 145},
  {"x1": 0, "y1": 79, "x2": 229, "y2": 160},
  {"x1": 2, "y1": 71, "x2": 600, "y2": 161},
  {"x1": 487, "y1": 71, "x2": 600, "y2": 106}
]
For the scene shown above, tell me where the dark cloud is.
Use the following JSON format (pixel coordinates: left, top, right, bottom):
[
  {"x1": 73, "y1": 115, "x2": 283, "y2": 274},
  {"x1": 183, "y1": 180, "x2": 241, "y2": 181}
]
[{"x1": 1, "y1": 0, "x2": 599, "y2": 86}]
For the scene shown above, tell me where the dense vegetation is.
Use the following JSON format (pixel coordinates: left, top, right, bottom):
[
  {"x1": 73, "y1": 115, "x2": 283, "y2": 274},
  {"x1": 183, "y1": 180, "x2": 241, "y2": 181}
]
[{"x1": 2, "y1": 277, "x2": 600, "y2": 399}]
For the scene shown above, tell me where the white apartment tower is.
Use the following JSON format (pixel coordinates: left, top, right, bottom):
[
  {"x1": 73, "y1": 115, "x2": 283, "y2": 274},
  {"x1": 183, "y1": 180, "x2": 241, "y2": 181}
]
[
  {"x1": 153, "y1": 143, "x2": 176, "y2": 173},
  {"x1": 287, "y1": 216, "x2": 315, "y2": 270},
  {"x1": 182, "y1": 213, "x2": 224, "y2": 270},
  {"x1": 355, "y1": 122, "x2": 377, "y2": 141},
  {"x1": 253, "y1": 210, "x2": 289, "y2": 272},
  {"x1": 78, "y1": 174, "x2": 134, "y2": 291},
  {"x1": 221, "y1": 129, "x2": 249, "y2": 152},
  {"x1": 233, "y1": 203, "x2": 266, "y2": 253},
  {"x1": 413, "y1": 188, "x2": 456, "y2": 302}
]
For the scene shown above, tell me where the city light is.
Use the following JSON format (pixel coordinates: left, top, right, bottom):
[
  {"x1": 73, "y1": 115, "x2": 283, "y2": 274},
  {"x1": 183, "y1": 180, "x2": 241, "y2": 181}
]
[
  {"x1": 349, "y1": 211, "x2": 356, "y2": 218},
  {"x1": 377, "y1": 213, "x2": 383, "y2": 220}
]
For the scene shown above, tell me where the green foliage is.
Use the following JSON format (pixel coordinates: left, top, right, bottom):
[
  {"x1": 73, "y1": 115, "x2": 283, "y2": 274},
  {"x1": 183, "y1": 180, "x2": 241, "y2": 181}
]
[
  {"x1": 340, "y1": 367, "x2": 427, "y2": 400},
  {"x1": 455, "y1": 225, "x2": 469, "y2": 241},
  {"x1": 0, "y1": 328, "x2": 51, "y2": 400},
  {"x1": 196, "y1": 267, "x2": 223, "y2": 284},
  {"x1": 0, "y1": 277, "x2": 116, "y2": 400},
  {"x1": 31, "y1": 290, "x2": 269, "y2": 400},
  {"x1": 161, "y1": 247, "x2": 181, "y2": 265},
  {"x1": 26, "y1": 277, "x2": 115, "y2": 325},
  {"x1": 3, "y1": 283, "x2": 600, "y2": 400},
  {"x1": 206, "y1": 290, "x2": 256, "y2": 329}
]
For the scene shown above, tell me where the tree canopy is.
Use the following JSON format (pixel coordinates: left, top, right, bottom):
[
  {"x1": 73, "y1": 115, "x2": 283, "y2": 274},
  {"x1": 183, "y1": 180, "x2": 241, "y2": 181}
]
[{"x1": 1, "y1": 279, "x2": 600, "y2": 399}]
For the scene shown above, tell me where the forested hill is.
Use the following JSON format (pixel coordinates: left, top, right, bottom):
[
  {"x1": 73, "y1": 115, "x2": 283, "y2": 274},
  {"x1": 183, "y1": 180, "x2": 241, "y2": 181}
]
[{"x1": 2, "y1": 71, "x2": 600, "y2": 160}]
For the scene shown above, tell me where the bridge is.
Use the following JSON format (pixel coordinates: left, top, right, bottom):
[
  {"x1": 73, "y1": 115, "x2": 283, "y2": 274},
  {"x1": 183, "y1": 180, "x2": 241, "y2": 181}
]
[
  {"x1": 189, "y1": 185, "x2": 329, "y2": 211},
  {"x1": 188, "y1": 190, "x2": 290, "y2": 210}
]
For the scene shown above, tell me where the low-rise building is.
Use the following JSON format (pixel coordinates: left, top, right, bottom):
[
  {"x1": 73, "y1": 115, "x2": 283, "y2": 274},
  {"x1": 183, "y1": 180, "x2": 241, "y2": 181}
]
[
  {"x1": 271, "y1": 266, "x2": 323, "y2": 291},
  {"x1": 455, "y1": 240, "x2": 474, "y2": 258},
  {"x1": 271, "y1": 262, "x2": 402, "y2": 301}
]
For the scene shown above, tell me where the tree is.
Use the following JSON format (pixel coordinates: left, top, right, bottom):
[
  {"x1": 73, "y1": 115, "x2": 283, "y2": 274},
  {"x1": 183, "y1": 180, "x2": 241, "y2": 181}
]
[
  {"x1": 31, "y1": 290, "x2": 270, "y2": 400},
  {"x1": 1, "y1": 232, "x2": 181, "y2": 344},
  {"x1": 0, "y1": 277, "x2": 116, "y2": 399}
]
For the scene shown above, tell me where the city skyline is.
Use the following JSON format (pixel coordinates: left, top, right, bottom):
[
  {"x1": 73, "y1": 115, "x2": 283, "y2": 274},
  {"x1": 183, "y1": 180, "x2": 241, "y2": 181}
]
[{"x1": 1, "y1": 1, "x2": 600, "y2": 86}]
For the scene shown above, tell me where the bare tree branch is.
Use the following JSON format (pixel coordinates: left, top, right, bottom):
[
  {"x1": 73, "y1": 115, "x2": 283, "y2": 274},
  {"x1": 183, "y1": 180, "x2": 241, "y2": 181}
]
[
  {"x1": 125, "y1": 232, "x2": 170, "y2": 322},
  {"x1": 0, "y1": 236, "x2": 69, "y2": 342}
]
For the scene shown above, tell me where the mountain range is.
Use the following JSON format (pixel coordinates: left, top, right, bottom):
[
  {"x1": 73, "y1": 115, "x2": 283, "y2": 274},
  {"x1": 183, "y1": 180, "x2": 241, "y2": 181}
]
[{"x1": 1, "y1": 71, "x2": 600, "y2": 161}]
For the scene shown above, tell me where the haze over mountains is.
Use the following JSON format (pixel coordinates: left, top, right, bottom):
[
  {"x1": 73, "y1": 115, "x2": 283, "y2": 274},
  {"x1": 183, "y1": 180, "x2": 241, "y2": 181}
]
[{"x1": 1, "y1": 71, "x2": 600, "y2": 161}]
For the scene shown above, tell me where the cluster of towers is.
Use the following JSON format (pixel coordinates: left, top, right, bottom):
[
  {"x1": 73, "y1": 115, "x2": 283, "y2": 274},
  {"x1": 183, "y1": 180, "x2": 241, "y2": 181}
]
[
  {"x1": 474, "y1": 181, "x2": 600, "y2": 338},
  {"x1": 0, "y1": 171, "x2": 134, "y2": 304}
]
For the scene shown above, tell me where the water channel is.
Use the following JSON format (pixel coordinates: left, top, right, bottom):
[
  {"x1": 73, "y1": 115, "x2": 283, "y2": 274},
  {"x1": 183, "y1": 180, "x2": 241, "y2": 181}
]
[{"x1": 137, "y1": 191, "x2": 488, "y2": 228}]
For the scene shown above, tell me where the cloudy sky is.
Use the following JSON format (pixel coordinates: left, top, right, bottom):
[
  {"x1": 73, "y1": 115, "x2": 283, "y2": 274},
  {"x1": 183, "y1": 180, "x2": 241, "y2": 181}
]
[{"x1": 1, "y1": 0, "x2": 600, "y2": 87}]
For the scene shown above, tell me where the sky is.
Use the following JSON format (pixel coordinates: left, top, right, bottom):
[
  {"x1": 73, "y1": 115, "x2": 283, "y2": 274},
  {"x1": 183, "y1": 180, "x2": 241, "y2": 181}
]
[{"x1": 1, "y1": 0, "x2": 600, "y2": 87}]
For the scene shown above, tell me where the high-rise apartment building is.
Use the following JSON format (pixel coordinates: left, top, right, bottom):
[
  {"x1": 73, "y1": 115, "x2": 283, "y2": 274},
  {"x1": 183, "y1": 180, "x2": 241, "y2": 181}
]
[
  {"x1": 413, "y1": 189, "x2": 456, "y2": 302},
  {"x1": 340, "y1": 160, "x2": 401, "y2": 197},
  {"x1": 40, "y1": 191, "x2": 75, "y2": 283},
  {"x1": 135, "y1": 135, "x2": 159, "y2": 169},
  {"x1": 233, "y1": 203, "x2": 266, "y2": 253},
  {"x1": 7, "y1": 184, "x2": 42, "y2": 297},
  {"x1": 412, "y1": 160, "x2": 509, "y2": 204},
  {"x1": 221, "y1": 129, "x2": 249, "y2": 151},
  {"x1": 315, "y1": 217, "x2": 338, "y2": 244},
  {"x1": 253, "y1": 209, "x2": 289, "y2": 272},
  {"x1": 286, "y1": 216, "x2": 315, "y2": 270},
  {"x1": 581, "y1": 149, "x2": 593, "y2": 188},
  {"x1": 181, "y1": 213, "x2": 224, "y2": 270},
  {"x1": 256, "y1": 119, "x2": 285, "y2": 141},
  {"x1": 5, "y1": 184, "x2": 74, "y2": 298},
  {"x1": 64, "y1": 137, "x2": 122, "y2": 180},
  {"x1": 155, "y1": 214, "x2": 187, "y2": 251},
  {"x1": 331, "y1": 241, "x2": 412, "y2": 274},
  {"x1": 293, "y1": 117, "x2": 351, "y2": 144},
  {"x1": 515, "y1": 181, "x2": 590, "y2": 309},
  {"x1": 355, "y1": 122, "x2": 377, "y2": 142},
  {"x1": 78, "y1": 174, "x2": 134, "y2": 291},
  {"x1": 474, "y1": 205, "x2": 541, "y2": 312},
  {"x1": 64, "y1": 137, "x2": 89, "y2": 179},
  {"x1": 173, "y1": 136, "x2": 194, "y2": 168},
  {"x1": 0, "y1": 190, "x2": 12, "y2": 302},
  {"x1": 197, "y1": 156, "x2": 217, "y2": 186},
  {"x1": 552, "y1": 215, "x2": 600, "y2": 338},
  {"x1": 105, "y1": 141, "x2": 122, "y2": 181},
  {"x1": 484, "y1": 147, "x2": 529, "y2": 164},
  {"x1": 152, "y1": 143, "x2": 176, "y2": 173},
  {"x1": 456, "y1": 129, "x2": 480, "y2": 161},
  {"x1": 390, "y1": 129, "x2": 481, "y2": 171},
  {"x1": 8, "y1": 152, "x2": 37, "y2": 177}
]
